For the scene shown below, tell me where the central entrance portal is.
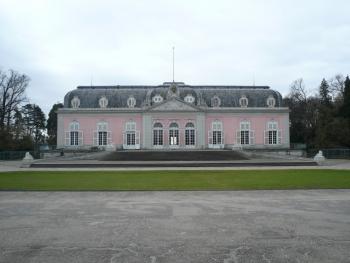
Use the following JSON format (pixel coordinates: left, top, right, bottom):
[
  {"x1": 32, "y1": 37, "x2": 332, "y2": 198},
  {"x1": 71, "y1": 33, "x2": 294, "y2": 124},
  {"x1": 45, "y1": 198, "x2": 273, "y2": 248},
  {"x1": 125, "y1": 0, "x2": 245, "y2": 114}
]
[{"x1": 169, "y1": 122, "x2": 179, "y2": 147}]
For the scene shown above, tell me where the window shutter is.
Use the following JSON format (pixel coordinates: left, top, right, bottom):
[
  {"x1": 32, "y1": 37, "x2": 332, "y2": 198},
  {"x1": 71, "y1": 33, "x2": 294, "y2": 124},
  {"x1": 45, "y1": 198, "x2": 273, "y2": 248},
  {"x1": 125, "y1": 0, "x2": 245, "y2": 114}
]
[
  {"x1": 250, "y1": 130, "x2": 255, "y2": 145},
  {"x1": 136, "y1": 131, "x2": 140, "y2": 145},
  {"x1": 107, "y1": 131, "x2": 112, "y2": 145},
  {"x1": 93, "y1": 131, "x2": 98, "y2": 146},
  {"x1": 78, "y1": 131, "x2": 83, "y2": 146},
  {"x1": 208, "y1": 130, "x2": 213, "y2": 144},
  {"x1": 65, "y1": 131, "x2": 70, "y2": 146},
  {"x1": 278, "y1": 130, "x2": 282, "y2": 144},
  {"x1": 236, "y1": 130, "x2": 241, "y2": 144},
  {"x1": 264, "y1": 130, "x2": 269, "y2": 145},
  {"x1": 123, "y1": 132, "x2": 126, "y2": 145}
]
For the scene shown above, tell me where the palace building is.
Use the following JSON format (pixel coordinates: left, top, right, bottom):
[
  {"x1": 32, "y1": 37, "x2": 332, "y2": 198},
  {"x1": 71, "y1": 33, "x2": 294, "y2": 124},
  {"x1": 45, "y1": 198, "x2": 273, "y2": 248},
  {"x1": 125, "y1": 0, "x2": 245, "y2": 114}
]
[{"x1": 57, "y1": 82, "x2": 290, "y2": 150}]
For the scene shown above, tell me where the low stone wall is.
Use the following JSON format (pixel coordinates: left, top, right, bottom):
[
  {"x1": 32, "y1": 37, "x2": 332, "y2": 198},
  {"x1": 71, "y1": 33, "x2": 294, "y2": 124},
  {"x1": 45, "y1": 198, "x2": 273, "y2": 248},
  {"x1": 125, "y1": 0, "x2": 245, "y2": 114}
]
[{"x1": 242, "y1": 149, "x2": 306, "y2": 159}]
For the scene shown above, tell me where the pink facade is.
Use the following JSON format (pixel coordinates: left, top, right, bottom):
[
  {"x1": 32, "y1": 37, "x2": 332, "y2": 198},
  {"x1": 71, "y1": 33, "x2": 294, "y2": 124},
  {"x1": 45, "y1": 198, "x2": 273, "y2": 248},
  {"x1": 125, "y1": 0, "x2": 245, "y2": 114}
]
[
  {"x1": 205, "y1": 114, "x2": 288, "y2": 146},
  {"x1": 57, "y1": 110, "x2": 289, "y2": 150},
  {"x1": 62, "y1": 114, "x2": 143, "y2": 146},
  {"x1": 57, "y1": 82, "x2": 290, "y2": 150}
]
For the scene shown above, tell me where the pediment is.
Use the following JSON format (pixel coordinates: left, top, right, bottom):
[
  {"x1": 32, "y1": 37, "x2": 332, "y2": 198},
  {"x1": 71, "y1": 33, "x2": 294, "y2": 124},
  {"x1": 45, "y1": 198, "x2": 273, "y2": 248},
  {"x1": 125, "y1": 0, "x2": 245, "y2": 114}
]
[{"x1": 148, "y1": 98, "x2": 200, "y2": 112}]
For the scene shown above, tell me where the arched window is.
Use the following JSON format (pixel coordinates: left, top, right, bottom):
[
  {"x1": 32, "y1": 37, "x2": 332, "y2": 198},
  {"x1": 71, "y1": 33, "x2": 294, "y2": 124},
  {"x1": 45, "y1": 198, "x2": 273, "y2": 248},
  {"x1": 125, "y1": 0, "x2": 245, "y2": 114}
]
[
  {"x1": 71, "y1": 96, "x2": 80, "y2": 109},
  {"x1": 96, "y1": 122, "x2": 108, "y2": 146},
  {"x1": 125, "y1": 121, "x2": 136, "y2": 146},
  {"x1": 236, "y1": 121, "x2": 254, "y2": 145},
  {"x1": 267, "y1": 96, "x2": 276, "y2": 108},
  {"x1": 265, "y1": 121, "x2": 281, "y2": 145},
  {"x1": 122, "y1": 121, "x2": 140, "y2": 149},
  {"x1": 185, "y1": 122, "x2": 195, "y2": 146},
  {"x1": 153, "y1": 122, "x2": 163, "y2": 146},
  {"x1": 211, "y1": 120, "x2": 223, "y2": 145},
  {"x1": 69, "y1": 121, "x2": 79, "y2": 131},
  {"x1": 99, "y1": 96, "x2": 108, "y2": 108},
  {"x1": 211, "y1": 96, "x2": 221, "y2": 107},
  {"x1": 239, "y1": 121, "x2": 250, "y2": 145},
  {"x1": 239, "y1": 96, "x2": 248, "y2": 107},
  {"x1": 67, "y1": 121, "x2": 82, "y2": 146},
  {"x1": 169, "y1": 122, "x2": 179, "y2": 146},
  {"x1": 127, "y1": 96, "x2": 136, "y2": 108}
]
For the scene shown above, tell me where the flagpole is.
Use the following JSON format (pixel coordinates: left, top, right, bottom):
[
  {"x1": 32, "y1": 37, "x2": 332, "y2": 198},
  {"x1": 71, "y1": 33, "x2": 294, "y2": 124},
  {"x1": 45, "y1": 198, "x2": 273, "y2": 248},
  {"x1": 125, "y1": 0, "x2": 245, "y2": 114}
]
[{"x1": 172, "y1": 46, "x2": 175, "y2": 83}]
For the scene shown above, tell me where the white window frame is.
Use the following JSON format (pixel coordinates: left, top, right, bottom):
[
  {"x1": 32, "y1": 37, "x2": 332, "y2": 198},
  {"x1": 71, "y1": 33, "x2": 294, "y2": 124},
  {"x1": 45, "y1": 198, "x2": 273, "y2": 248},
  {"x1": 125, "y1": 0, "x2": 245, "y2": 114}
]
[
  {"x1": 169, "y1": 122, "x2": 180, "y2": 147},
  {"x1": 153, "y1": 122, "x2": 164, "y2": 148},
  {"x1": 236, "y1": 121, "x2": 254, "y2": 146},
  {"x1": 208, "y1": 120, "x2": 224, "y2": 148},
  {"x1": 93, "y1": 121, "x2": 112, "y2": 147},
  {"x1": 123, "y1": 121, "x2": 140, "y2": 149},
  {"x1": 185, "y1": 122, "x2": 196, "y2": 147},
  {"x1": 264, "y1": 121, "x2": 282, "y2": 145},
  {"x1": 65, "y1": 121, "x2": 83, "y2": 147}
]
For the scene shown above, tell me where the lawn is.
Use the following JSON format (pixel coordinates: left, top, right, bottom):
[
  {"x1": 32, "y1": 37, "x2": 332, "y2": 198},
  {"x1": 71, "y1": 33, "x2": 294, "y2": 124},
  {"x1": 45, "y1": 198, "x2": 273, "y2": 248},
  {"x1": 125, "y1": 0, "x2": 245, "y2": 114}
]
[{"x1": 0, "y1": 170, "x2": 350, "y2": 190}]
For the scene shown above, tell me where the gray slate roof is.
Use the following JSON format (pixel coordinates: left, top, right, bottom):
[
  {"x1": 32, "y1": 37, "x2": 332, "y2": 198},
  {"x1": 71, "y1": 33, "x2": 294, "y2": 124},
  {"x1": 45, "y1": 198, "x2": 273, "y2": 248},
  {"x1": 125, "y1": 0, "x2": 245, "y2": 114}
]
[{"x1": 63, "y1": 82, "x2": 283, "y2": 108}]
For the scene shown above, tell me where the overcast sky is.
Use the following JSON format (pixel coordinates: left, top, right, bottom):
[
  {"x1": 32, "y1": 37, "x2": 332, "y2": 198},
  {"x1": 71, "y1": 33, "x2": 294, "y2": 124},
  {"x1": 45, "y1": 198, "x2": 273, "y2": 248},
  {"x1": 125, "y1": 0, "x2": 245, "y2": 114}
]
[{"x1": 1, "y1": 0, "x2": 349, "y2": 114}]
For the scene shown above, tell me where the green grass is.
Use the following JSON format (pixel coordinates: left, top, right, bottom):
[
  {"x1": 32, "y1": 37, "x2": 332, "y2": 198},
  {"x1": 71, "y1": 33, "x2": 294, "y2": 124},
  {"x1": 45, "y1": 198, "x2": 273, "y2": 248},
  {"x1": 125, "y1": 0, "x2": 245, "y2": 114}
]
[{"x1": 0, "y1": 170, "x2": 350, "y2": 190}]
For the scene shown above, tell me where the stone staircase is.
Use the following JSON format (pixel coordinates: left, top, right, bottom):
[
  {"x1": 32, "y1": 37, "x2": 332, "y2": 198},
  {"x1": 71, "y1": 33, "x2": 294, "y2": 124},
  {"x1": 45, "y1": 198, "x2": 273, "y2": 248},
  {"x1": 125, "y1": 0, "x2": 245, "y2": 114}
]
[{"x1": 99, "y1": 150, "x2": 249, "y2": 161}]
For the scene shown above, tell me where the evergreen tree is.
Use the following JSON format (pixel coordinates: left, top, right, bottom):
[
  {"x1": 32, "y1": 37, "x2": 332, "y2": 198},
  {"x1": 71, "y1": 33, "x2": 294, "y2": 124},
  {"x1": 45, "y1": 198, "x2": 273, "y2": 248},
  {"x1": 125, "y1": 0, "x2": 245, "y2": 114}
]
[
  {"x1": 21, "y1": 104, "x2": 46, "y2": 146},
  {"x1": 22, "y1": 104, "x2": 35, "y2": 136},
  {"x1": 315, "y1": 79, "x2": 335, "y2": 148},
  {"x1": 319, "y1": 78, "x2": 332, "y2": 105},
  {"x1": 13, "y1": 108, "x2": 24, "y2": 141},
  {"x1": 46, "y1": 103, "x2": 63, "y2": 145},
  {"x1": 32, "y1": 105, "x2": 46, "y2": 146},
  {"x1": 340, "y1": 76, "x2": 350, "y2": 119}
]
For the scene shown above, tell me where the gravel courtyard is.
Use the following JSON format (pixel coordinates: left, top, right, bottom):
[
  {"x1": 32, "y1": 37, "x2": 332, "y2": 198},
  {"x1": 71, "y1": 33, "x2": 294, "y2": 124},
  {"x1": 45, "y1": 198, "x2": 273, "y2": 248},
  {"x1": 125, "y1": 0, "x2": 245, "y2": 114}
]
[{"x1": 0, "y1": 190, "x2": 350, "y2": 263}]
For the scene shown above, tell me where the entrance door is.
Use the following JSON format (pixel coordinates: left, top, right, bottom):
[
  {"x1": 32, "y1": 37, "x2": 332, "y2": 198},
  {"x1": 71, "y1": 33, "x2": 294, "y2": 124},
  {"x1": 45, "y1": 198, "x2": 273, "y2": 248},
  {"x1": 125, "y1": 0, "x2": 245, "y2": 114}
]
[{"x1": 169, "y1": 122, "x2": 179, "y2": 147}]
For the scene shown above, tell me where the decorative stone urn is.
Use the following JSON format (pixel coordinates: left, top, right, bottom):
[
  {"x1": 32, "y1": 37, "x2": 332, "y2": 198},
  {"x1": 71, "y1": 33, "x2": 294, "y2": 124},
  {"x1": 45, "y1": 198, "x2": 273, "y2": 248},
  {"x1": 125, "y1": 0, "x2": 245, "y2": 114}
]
[
  {"x1": 21, "y1": 152, "x2": 34, "y2": 168},
  {"x1": 313, "y1": 150, "x2": 326, "y2": 164}
]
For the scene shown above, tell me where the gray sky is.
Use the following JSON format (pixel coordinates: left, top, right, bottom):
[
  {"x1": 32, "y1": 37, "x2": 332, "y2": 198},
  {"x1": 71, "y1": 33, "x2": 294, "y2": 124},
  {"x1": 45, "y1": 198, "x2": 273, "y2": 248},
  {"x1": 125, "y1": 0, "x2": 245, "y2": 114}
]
[{"x1": 1, "y1": 0, "x2": 349, "y2": 114}]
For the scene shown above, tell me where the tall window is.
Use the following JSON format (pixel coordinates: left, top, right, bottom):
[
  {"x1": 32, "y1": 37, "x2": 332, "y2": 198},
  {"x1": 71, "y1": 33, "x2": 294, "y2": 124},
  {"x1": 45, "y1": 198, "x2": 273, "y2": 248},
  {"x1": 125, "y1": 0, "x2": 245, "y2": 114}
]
[
  {"x1": 212, "y1": 121, "x2": 223, "y2": 145},
  {"x1": 69, "y1": 121, "x2": 80, "y2": 146},
  {"x1": 266, "y1": 121, "x2": 280, "y2": 145},
  {"x1": 70, "y1": 131, "x2": 79, "y2": 145},
  {"x1": 98, "y1": 131, "x2": 107, "y2": 145},
  {"x1": 125, "y1": 121, "x2": 136, "y2": 146},
  {"x1": 169, "y1": 122, "x2": 179, "y2": 146},
  {"x1": 153, "y1": 122, "x2": 163, "y2": 146},
  {"x1": 240, "y1": 121, "x2": 250, "y2": 145},
  {"x1": 185, "y1": 122, "x2": 195, "y2": 146},
  {"x1": 97, "y1": 122, "x2": 108, "y2": 146}
]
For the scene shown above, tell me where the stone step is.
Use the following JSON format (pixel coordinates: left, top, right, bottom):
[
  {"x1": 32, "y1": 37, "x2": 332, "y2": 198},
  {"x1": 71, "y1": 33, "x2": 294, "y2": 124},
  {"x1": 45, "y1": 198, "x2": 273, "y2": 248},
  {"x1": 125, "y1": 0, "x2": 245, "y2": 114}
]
[
  {"x1": 30, "y1": 160, "x2": 318, "y2": 168},
  {"x1": 100, "y1": 150, "x2": 249, "y2": 161}
]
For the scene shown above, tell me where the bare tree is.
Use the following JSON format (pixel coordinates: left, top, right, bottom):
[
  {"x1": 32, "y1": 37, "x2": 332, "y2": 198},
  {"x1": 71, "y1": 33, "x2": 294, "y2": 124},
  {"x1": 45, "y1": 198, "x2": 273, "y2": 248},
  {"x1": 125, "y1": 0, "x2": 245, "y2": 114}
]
[
  {"x1": 0, "y1": 69, "x2": 29, "y2": 130},
  {"x1": 289, "y1": 78, "x2": 308, "y2": 103},
  {"x1": 328, "y1": 74, "x2": 345, "y2": 100}
]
